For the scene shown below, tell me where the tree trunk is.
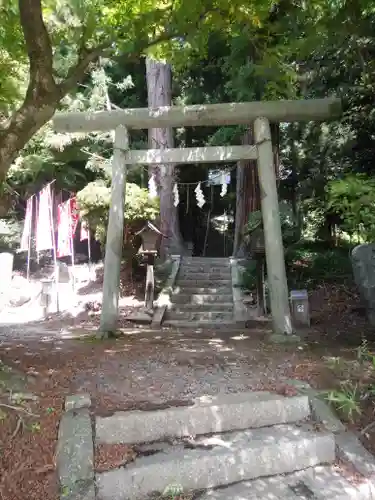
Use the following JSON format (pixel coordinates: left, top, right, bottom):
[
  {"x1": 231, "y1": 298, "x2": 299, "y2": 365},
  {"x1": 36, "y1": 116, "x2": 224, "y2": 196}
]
[
  {"x1": 233, "y1": 126, "x2": 261, "y2": 257},
  {"x1": 0, "y1": 0, "x2": 105, "y2": 183},
  {"x1": 289, "y1": 123, "x2": 302, "y2": 239},
  {"x1": 145, "y1": 58, "x2": 183, "y2": 258},
  {"x1": 0, "y1": 102, "x2": 57, "y2": 182}
]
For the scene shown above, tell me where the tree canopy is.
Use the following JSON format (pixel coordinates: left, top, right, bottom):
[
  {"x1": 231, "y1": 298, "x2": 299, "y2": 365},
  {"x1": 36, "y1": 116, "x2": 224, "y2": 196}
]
[
  {"x1": 0, "y1": 0, "x2": 276, "y2": 182},
  {"x1": 1, "y1": 0, "x2": 375, "y2": 249}
]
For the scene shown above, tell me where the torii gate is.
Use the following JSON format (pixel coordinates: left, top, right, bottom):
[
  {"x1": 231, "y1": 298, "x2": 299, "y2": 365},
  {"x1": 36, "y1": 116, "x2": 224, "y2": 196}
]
[{"x1": 53, "y1": 98, "x2": 341, "y2": 335}]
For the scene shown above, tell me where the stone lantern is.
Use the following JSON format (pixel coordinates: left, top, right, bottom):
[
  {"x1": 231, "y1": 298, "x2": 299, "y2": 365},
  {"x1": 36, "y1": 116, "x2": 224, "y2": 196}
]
[
  {"x1": 136, "y1": 221, "x2": 163, "y2": 257},
  {"x1": 135, "y1": 221, "x2": 166, "y2": 311}
]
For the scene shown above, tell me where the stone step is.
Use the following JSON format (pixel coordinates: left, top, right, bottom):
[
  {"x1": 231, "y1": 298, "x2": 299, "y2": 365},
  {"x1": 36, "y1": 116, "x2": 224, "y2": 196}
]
[
  {"x1": 168, "y1": 303, "x2": 234, "y2": 312},
  {"x1": 96, "y1": 424, "x2": 335, "y2": 500},
  {"x1": 198, "y1": 476, "x2": 302, "y2": 499},
  {"x1": 178, "y1": 272, "x2": 231, "y2": 280},
  {"x1": 180, "y1": 266, "x2": 231, "y2": 273},
  {"x1": 165, "y1": 310, "x2": 233, "y2": 321},
  {"x1": 198, "y1": 465, "x2": 367, "y2": 500},
  {"x1": 96, "y1": 392, "x2": 310, "y2": 445},
  {"x1": 177, "y1": 279, "x2": 232, "y2": 287},
  {"x1": 172, "y1": 287, "x2": 232, "y2": 295},
  {"x1": 289, "y1": 465, "x2": 374, "y2": 499},
  {"x1": 183, "y1": 258, "x2": 230, "y2": 263},
  {"x1": 171, "y1": 293, "x2": 233, "y2": 304},
  {"x1": 163, "y1": 319, "x2": 238, "y2": 327}
]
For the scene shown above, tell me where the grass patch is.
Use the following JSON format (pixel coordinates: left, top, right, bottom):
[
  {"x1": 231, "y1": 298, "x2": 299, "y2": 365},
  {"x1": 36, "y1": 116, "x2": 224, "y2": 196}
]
[{"x1": 321, "y1": 339, "x2": 375, "y2": 424}]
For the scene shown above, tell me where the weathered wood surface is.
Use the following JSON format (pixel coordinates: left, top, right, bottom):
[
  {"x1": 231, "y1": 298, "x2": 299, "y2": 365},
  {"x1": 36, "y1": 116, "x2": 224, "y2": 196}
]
[
  {"x1": 125, "y1": 145, "x2": 258, "y2": 165},
  {"x1": 99, "y1": 126, "x2": 128, "y2": 334},
  {"x1": 144, "y1": 264, "x2": 155, "y2": 311},
  {"x1": 53, "y1": 98, "x2": 341, "y2": 132},
  {"x1": 254, "y1": 117, "x2": 293, "y2": 335}
]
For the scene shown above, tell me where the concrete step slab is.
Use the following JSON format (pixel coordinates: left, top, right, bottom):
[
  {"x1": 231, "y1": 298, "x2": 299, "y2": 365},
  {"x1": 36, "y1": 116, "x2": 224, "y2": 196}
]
[
  {"x1": 171, "y1": 293, "x2": 233, "y2": 304},
  {"x1": 183, "y1": 258, "x2": 230, "y2": 263},
  {"x1": 335, "y1": 431, "x2": 375, "y2": 477},
  {"x1": 198, "y1": 476, "x2": 302, "y2": 499},
  {"x1": 178, "y1": 273, "x2": 232, "y2": 280},
  {"x1": 172, "y1": 287, "x2": 232, "y2": 294},
  {"x1": 178, "y1": 279, "x2": 232, "y2": 287},
  {"x1": 96, "y1": 424, "x2": 335, "y2": 500},
  {"x1": 165, "y1": 311, "x2": 234, "y2": 321},
  {"x1": 163, "y1": 319, "x2": 239, "y2": 327},
  {"x1": 168, "y1": 303, "x2": 234, "y2": 312},
  {"x1": 199, "y1": 466, "x2": 368, "y2": 500},
  {"x1": 163, "y1": 311, "x2": 234, "y2": 325},
  {"x1": 96, "y1": 392, "x2": 310, "y2": 445},
  {"x1": 287, "y1": 465, "x2": 371, "y2": 499},
  {"x1": 180, "y1": 266, "x2": 231, "y2": 273}
]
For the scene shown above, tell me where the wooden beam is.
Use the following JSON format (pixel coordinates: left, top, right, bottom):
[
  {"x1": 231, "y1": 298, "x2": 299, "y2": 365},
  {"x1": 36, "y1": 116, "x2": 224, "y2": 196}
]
[
  {"x1": 53, "y1": 98, "x2": 342, "y2": 132},
  {"x1": 99, "y1": 126, "x2": 128, "y2": 335},
  {"x1": 125, "y1": 145, "x2": 258, "y2": 165},
  {"x1": 254, "y1": 117, "x2": 293, "y2": 335}
]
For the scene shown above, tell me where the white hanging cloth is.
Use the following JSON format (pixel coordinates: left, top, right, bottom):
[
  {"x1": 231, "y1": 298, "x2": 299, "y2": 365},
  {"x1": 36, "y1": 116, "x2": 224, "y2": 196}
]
[
  {"x1": 148, "y1": 174, "x2": 158, "y2": 198},
  {"x1": 173, "y1": 183, "x2": 180, "y2": 207},
  {"x1": 195, "y1": 182, "x2": 206, "y2": 208},
  {"x1": 220, "y1": 171, "x2": 228, "y2": 197}
]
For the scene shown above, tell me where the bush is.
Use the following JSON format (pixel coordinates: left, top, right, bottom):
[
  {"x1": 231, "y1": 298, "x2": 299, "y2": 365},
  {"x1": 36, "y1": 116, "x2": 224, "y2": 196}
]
[
  {"x1": 244, "y1": 202, "x2": 299, "y2": 251},
  {"x1": 241, "y1": 260, "x2": 257, "y2": 291},
  {"x1": 76, "y1": 180, "x2": 159, "y2": 247},
  {"x1": 327, "y1": 174, "x2": 375, "y2": 242},
  {"x1": 0, "y1": 219, "x2": 22, "y2": 252},
  {"x1": 285, "y1": 241, "x2": 352, "y2": 289}
]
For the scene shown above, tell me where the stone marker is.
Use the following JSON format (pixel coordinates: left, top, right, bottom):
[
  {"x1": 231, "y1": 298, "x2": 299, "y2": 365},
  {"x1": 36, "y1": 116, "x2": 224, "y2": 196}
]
[
  {"x1": 351, "y1": 244, "x2": 375, "y2": 325},
  {"x1": 56, "y1": 261, "x2": 72, "y2": 283}
]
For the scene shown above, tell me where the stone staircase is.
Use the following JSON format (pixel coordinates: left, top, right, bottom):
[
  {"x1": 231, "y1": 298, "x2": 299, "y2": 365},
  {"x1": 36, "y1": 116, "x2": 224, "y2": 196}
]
[
  {"x1": 163, "y1": 257, "x2": 235, "y2": 327},
  {"x1": 94, "y1": 391, "x2": 351, "y2": 500}
]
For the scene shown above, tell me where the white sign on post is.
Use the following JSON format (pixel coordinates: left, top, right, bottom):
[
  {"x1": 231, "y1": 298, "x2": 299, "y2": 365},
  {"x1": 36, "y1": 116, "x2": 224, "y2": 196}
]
[{"x1": 0, "y1": 252, "x2": 14, "y2": 294}]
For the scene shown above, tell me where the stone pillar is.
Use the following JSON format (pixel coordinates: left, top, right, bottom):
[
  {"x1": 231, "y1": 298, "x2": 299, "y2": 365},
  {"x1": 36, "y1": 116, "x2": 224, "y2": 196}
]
[
  {"x1": 254, "y1": 117, "x2": 293, "y2": 335},
  {"x1": 99, "y1": 126, "x2": 128, "y2": 335}
]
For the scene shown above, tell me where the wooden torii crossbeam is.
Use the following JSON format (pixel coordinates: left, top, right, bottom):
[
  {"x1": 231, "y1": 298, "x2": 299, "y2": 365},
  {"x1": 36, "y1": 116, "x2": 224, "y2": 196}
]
[{"x1": 53, "y1": 97, "x2": 341, "y2": 336}]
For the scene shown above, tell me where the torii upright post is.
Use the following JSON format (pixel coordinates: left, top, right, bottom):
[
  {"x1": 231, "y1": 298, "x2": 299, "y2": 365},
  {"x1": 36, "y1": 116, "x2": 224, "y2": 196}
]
[
  {"x1": 99, "y1": 126, "x2": 129, "y2": 335},
  {"x1": 254, "y1": 117, "x2": 293, "y2": 335}
]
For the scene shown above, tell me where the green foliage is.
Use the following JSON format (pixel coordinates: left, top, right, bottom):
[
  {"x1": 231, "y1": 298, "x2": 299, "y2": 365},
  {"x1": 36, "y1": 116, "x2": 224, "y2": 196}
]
[
  {"x1": 0, "y1": 219, "x2": 22, "y2": 252},
  {"x1": 285, "y1": 242, "x2": 352, "y2": 289},
  {"x1": 324, "y1": 382, "x2": 362, "y2": 422},
  {"x1": 327, "y1": 174, "x2": 375, "y2": 242},
  {"x1": 244, "y1": 203, "x2": 298, "y2": 247},
  {"x1": 161, "y1": 483, "x2": 184, "y2": 499},
  {"x1": 322, "y1": 336, "x2": 375, "y2": 424},
  {"x1": 241, "y1": 260, "x2": 257, "y2": 291},
  {"x1": 76, "y1": 180, "x2": 159, "y2": 245},
  {"x1": 0, "y1": 0, "x2": 276, "y2": 113},
  {"x1": 28, "y1": 421, "x2": 41, "y2": 433}
]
